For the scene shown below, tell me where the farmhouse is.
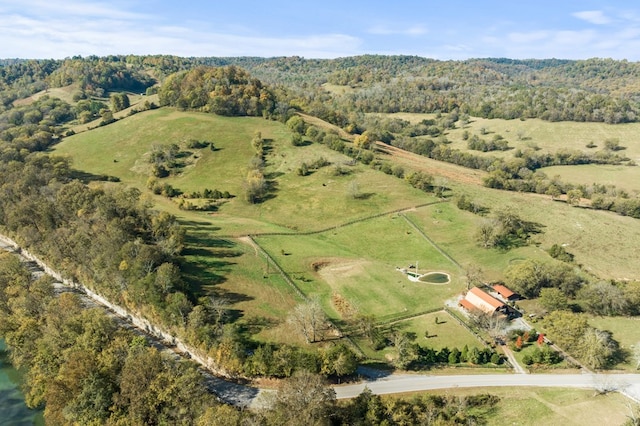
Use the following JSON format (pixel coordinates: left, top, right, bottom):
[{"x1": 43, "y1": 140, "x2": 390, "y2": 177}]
[
  {"x1": 492, "y1": 284, "x2": 520, "y2": 301},
  {"x1": 460, "y1": 286, "x2": 507, "y2": 315}
]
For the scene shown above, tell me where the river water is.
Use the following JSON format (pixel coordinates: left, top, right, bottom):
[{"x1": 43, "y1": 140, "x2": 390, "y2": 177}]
[{"x1": 0, "y1": 339, "x2": 43, "y2": 425}]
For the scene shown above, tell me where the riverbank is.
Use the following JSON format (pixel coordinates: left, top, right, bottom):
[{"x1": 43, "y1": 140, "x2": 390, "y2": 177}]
[
  {"x1": 0, "y1": 234, "x2": 264, "y2": 408},
  {"x1": 0, "y1": 340, "x2": 43, "y2": 425}
]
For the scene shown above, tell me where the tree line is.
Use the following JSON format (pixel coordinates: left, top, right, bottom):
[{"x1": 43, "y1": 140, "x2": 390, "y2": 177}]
[{"x1": 0, "y1": 253, "x2": 502, "y2": 424}]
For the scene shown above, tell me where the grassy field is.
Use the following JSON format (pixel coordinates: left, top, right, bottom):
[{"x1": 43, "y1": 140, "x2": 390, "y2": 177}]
[
  {"x1": 55, "y1": 108, "x2": 438, "y2": 233},
  {"x1": 376, "y1": 113, "x2": 640, "y2": 163},
  {"x1": 254, "y1": 213, "x2": 466, "y2": 321},
  {"x1": 56, "y1": 108, "x2": 282, "y2": 189},
  {"x1": 542, "y1": 163, "x2": 640, "y2": 195},
  {"x1": 13, "y1": 84, "x2": 81, "y2": 106},
  {"x1": 441, "y1": 184, "x2": 640, "y2": 280},
  {"x1": 403, "y1": 387, "x2": 631, "y2": 426},
  {"x1": 353, "y1": 310, "x2": 486, "y2": 362},
  {"x1": 402, "y1": 203, "x2": 548, "y2": 282},
  {"x1": 179, "y1": 224, "x2": 303, "y2": 343},
  {"x1": 450, "y1": 116, "x2": 640, "y2": 162},
  {"x1": 393, "y1": 310, "x2": 485, "y2": 351},
  {"x1": 53, "y1": 107, "x2": 640, "y2": 352},
  {"x1": 589, "y1": 316, "x2": 640, "y2": 371}
]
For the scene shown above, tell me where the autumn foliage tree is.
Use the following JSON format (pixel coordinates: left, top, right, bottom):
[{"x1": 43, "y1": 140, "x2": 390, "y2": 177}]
[{"x1": 515, "y1": 335, "x2": 523, "y2": 351}]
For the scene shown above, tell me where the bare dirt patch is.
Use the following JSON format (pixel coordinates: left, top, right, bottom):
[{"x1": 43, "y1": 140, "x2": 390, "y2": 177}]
[
  {"x1": 332, "y1": 292, "x2": 357, "y2": 318},
  {"x1": 314, "y1": 258, "x2": 370, "y2": 288}
]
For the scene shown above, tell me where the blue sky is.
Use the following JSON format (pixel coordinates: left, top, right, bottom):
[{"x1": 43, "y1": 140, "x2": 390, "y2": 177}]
[{"x1": 2, "y1": 0, "x2": 640, "y2": 60}]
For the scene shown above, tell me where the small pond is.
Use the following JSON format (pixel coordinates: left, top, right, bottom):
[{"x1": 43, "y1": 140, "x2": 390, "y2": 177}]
[{"x1": 418, "y1": 272, "x2": 450, "y2": 284}]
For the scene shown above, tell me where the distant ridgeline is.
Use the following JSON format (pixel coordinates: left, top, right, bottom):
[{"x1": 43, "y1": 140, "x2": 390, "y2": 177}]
[{"x1": 2, "y1": 55, "x2": 640, "y2": 122}]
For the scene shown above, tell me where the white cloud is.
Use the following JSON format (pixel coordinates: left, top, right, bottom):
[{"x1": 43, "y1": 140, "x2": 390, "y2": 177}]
[
  {"x1": 3, "y1": 0, "x2": 640, "y2": 60},
  {"x1": 2, "y1": 0, "x2": 150, "y2": 20},
  {"x1": 573, "y1": 10, "x2": 612, "y2": 25},
  {"x1": 0, "y1": 0, "x2": 362, "y2": 58},
  {"x1": 368, "y1": 24, "x2": 427, "y2": 36},
  {"x1": 0, "y1": 8, "x2": 361, "y2": 59}
]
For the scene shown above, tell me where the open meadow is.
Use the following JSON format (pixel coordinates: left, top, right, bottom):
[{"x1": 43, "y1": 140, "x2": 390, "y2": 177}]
[
  {"x1": 403, "y1": 387, "x2": 631, "y2": 426},
  {"x1": 53, "y1": 107, "x2": 640, "y2": 352},
  {"x1": 542, "y1": 163, "x2": 640, "y2": 195},
  {"x1": 377, "y1": 112, "x2": 640, "y2": 163},
  {"x1": 588, "y1": 316, "x2": 640, "y2": 371}
]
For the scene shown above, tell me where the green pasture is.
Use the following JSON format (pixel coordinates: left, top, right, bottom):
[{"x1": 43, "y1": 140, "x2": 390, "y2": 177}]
[
  {"x1": 13, "y1": 84, "x2": 81, "y2": 107},
  {"x1": 180, "y1": 225, "x2": 302, "y2": 343},
  {"x1": 589, "y1": 316, "x2": 640, "y2": 371},
  {"x1": 484, "y1": 387, "x2": 630, "y2": 426},
  {"x1": 55, "y1": 108, "x2": 283, "y2": 189},
  {"x1": 394, "y1": 311, "x2": 485, "y2": 351},
  {"x1": 401, "y1": 202, "x2": 548, "y2": 282},
  {"x1": 542, "y1": 163, "x2": 640, "y2": 195},
  {"x1": 254, "y1": 214, "x2": 466, "y2": 321},
  {"x1": 54, "y1": 107, "x2": 640, "y2": 354},
  {"x1": 409, "y1": 387, "x2": 630, "y2": 426},
  {"x1": 440, "y1": 183, "x2": 640, "y2": 280},
  {"x1": 373, "y1": 112, "x2": 640, "y2": 163},
  {"x1": 451, "y1": 117, "x2": 640, "y2": 160},
  {"x1": 55, "y1": 108, "x2": 437, "y2": 235}
]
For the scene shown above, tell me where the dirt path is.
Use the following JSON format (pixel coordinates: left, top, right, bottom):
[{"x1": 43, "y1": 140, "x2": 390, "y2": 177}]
[
  {"x1": 501, "y1": 345, "x2": 527, "y2": 374},
  {"x1": 374, "y1": 142, "x2": 486, "y2": 186}
]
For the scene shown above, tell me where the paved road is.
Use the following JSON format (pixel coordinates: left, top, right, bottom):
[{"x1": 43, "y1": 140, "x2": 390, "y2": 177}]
[
  {"x1": 6, "y1": 237, "x2": 640, "y2": 408},
  {"x1": 334, "y1": 371, "x2": 640, "y2": 401}
]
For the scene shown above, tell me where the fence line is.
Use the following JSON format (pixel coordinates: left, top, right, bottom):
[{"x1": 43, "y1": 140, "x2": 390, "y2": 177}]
[
  {"x1": 216, "y1": 200, "x2": 449, "y2": 239},
  {"x1": 443, "y1": 307, "x2": 492, "y2": 349},
  {"x1": 246, "y1": 235, "x2": 306, "y2": 300},
  {"x1": 399, "y1": 213, "x2": 463, "y2": 270},
  {"x1": 247, "y1": 236, "x2": 365, "y2": 357}
]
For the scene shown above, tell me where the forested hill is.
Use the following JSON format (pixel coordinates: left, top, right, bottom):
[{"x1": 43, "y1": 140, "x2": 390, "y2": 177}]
[{"x1": 3, "y1": 55, "x2": 640, "y2": 124}]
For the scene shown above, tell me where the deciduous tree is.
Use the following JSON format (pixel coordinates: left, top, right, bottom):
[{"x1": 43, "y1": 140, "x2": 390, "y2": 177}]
[{"x1": 288, "y1": 297, "x2": 328, "y2": 343}]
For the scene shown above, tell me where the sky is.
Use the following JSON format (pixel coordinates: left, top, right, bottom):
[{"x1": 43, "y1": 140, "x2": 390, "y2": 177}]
[{"x1": 2, "y1": 0, "x2": 640, "y2": 60}]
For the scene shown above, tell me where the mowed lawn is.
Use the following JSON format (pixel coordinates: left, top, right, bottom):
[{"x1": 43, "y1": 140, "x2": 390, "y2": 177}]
[
  {"x1": 354, "y1": 310, "x2": 486, "y2": 362},
  {"x1": 394, "y1": 311, "x2": 485, "y2": 351},
  {"x1": 255, "y1": 214, "x2": 466, "y2": 320}
]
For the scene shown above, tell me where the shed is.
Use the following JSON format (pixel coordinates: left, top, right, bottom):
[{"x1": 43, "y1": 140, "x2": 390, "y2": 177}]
[{"x1": 492, "y1": 284, "x2": 520, "y2": 301}]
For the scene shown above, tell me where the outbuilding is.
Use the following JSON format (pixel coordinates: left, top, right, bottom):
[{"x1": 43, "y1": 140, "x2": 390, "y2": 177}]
[
  {"x1": 460, "y1": 286, "x2": 507, "y2": 315},
  {"x1": 492, "y1": 284, "x2": 520, "y2": 301}
]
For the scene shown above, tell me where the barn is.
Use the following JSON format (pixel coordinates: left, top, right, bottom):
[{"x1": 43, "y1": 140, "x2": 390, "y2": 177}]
[{"x1": 460, "y1": 286, "x2": 507, "y2": 315}]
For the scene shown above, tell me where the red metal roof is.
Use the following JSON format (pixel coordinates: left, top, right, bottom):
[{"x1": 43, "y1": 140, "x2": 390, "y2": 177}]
[
  {"x1": 459, "y1": 299, "x2": 476, "y2": 311},
  {"x1": 467, "y1": 286, "x2": 505, "y2": 310},
  {"x1": 493, "y1": 284, "x2": 516, "y2": 298}
]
